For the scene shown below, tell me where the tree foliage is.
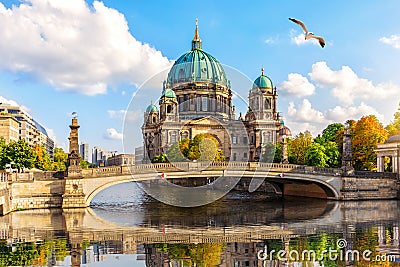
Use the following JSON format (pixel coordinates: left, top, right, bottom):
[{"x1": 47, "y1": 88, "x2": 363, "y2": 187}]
[
  {"x1": 321, "y1": 123, "x2": 344, "y2": 143},
  {"x1": 154, "y1": 134, "x2": 225, "y2": 163},
  {"x1": 32, "y1": 145, "x2": 52, "y2": 171},
  {"x1": 288, "y1": 131, "x2": 313, "y2": 164},
  {"x1": 261, "y1": 142, "x2": 282, "y2": 163},
  {"x1": 305, "y1": 142, "x2": 329, "y2": 167},
  {"x1": 352, "y1": 115, "x2": 388, "y2": 170},
  {"x1": 0, "y1": 140, "x2": 36, "y2": 172},
  {"x1": 52, "y1": 147, "x2": 68, "y2": 171},
  {"x1": 386, "y1": 102, "x2": 400, "y2": 136}
]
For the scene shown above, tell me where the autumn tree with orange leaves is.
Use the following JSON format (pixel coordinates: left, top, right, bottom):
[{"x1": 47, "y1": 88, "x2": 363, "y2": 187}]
[{"x1": 351, "y1": 115, "x2": 388, "y2": 170}]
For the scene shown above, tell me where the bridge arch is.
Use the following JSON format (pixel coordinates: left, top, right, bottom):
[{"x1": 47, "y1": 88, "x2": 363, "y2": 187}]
[
  {"x1": 263, "y1": 177, "x2": 340, "y2": 200},
  {"x1": 85, "y1": 177, "x2": 137, "y2": 206}
]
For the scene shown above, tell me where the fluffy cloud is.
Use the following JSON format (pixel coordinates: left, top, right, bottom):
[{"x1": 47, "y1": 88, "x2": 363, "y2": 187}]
[
  {"x1": 287, "y1": 99, "x2": 327, "y2": 124},
  {"x1": 290, "y1": 31, "x2": 320, "y2": 46},
  {"x1": 280, "y1": 73, "x2": 315, "y2": 97},
  {"x1": 309, "y1": 61, "x2": 399, "y2": 105},
  {"x1": 0, "y1": 0, "x2": 172, "y2": 95},
  {"x1": 379, "y1": 35, "x2": 400, "y2": 49},
  {"x1": 104, "y1": 128, "x2": 123, "y2": 140},
  {"x1": 326, "y1": 102, "x2": 384, "y2": 123},
  {"x1": 0, "y1": 96, "x2": 30, "y2": 113}
]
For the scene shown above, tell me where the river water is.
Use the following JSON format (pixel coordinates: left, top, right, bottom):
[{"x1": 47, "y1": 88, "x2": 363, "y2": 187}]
[{"x1": 0, "y1": 182, "x2": 399, "y2": 266}]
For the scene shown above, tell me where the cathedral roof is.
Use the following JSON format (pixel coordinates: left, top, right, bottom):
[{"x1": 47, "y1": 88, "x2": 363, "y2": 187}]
[
  {"x1": 166, "y1": 20, "x2": 227, "y2": 87},
  {"x1": 162, "y1": 88, "x2": 176, "y2": 99},
  {"x1": 385, "y1": 134, "x2": 400, "y2": 144},
  {"x1": 253, "y1": 68, "x2": 273, "y2": 89},
  {"x1": 146, "y1": 104, "x2": 158, "y2": 113}
]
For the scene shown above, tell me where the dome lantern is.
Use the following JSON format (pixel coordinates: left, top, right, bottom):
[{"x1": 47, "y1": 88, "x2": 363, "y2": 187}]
[{"x1": 192, "y1": 18, "x2": 202, "y2": 50}]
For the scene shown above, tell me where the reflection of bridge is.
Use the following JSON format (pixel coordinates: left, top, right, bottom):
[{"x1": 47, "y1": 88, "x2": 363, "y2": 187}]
[
  {"x1": 0, "y1": 200, "x2": 399, "y2": 267},
  {"x1": 0, "y1": 161, "x2": 399, "y2": 214}
]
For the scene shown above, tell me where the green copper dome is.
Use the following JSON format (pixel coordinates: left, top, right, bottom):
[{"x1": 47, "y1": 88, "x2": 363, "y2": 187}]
[
  {"x1": 167, "y1": 49, "x2": 227, "y2": 86},
  {"x1": 166, "y1": 20, "x2": 227, "y2": 87},
  {"x1": 253, "y1": 68, "x2": 273, "y2": 89},
  {"x1": 162, "y1": 88, "x2": 176, "y2": 98},
  {"x1": 146, "y1": 104, "x2": 158, "y2": 113}
]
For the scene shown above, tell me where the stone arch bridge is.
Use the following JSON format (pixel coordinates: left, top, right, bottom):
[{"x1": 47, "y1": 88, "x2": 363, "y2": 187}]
[{"x1": 1, "y1": 161, "x2": 398, "y2": 214}]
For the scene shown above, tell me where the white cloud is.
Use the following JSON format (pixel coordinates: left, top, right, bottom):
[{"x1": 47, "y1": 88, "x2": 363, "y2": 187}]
[
  {"x1": 46, "y1": 128, "x2": 59, "y2": 146},
  {"x1": 280, "y1": 73, "x2": 315, "y2": 97},
  {"x1": 264, "y1": 36, "x2": 278, "y2": 45},
  {"x1": 0, "y1": 96, "x2": 30, "y2": 114},
  {"x1": 379, "y1": 34, "x2": 400, "y2": 49},
  {"x1": 287, "y1": 99, "x2": 327, "y2": 124},
  {"x1": 286, "y1": 121, "x2": 319, "y2": 137},
  {"x1": 104, "y1": 128, "x2": 123, "y2": 140},
  {"x1": 290, "y1": 31, "x2": 320, "y2": 46},
  {"x1": 308, "y1": 61, "x2": 399, "y2": 105},
  {"x1": 108, "y1": 109, "x2": 142, "y2": 121},
  {"x1": 0, "y1": 0, "x2": 172, "y2": 95},
  {"x1": 326, "y1": 102, "x2": 384, "y2": 123}
]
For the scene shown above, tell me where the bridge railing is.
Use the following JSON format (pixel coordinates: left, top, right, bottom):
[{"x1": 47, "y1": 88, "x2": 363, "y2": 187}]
[
  {"x1": 354, "y1": 171, "x2": 399, "y2": 180},
  {"x1": 8, "y1": 161, "x2": 399, "y2": 181}
]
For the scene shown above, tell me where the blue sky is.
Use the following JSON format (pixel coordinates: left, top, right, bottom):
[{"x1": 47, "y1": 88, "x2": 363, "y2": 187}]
[{"x1": 0, "y1": 0, "x2": 399, "y2": 153}]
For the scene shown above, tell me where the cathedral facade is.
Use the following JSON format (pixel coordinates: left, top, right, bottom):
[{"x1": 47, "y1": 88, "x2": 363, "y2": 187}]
[{"x1": 142, "y1": 21, "x2": 290, "y2": 162}]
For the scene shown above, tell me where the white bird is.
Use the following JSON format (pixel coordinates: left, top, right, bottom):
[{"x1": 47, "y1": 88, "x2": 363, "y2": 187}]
[{"x1": 289, "y1": 18, "x2": 325, "y2": 48}]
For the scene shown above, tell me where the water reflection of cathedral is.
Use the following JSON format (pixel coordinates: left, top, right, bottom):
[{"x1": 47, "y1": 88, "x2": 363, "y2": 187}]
[
  {"x1": 145, "y1": 242, "x2": 264, "y2": 267},
  {"x1": 142, "y1": 21, "x2": 291, "y2": 162}
]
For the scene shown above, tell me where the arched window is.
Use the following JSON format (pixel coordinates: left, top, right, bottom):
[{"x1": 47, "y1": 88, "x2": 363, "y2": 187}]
[
  {"x1": 265, "y1": 99, "x2": 271, "y2": 109},
  {"x1": 167, "y1": 105, "x2": 172, "y2": 113},
  {"x1": 170, "y1": 132, "x2": 177, "y2": 144},
  {"x1": 202, "y1": 96, "x2": 208, "y2": 111}
]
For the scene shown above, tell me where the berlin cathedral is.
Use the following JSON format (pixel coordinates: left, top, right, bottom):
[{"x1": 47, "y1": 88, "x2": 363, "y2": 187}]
[{"x1": 142, "y1": 21, "x2": 291, "y2": 162}]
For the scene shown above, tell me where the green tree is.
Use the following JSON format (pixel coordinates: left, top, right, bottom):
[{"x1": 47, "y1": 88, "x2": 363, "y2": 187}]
[
  {"x1": 323, "y1": 141, "x2": 341, "y2": 167},
  {"x1": 386, "y1": 102, "x2": 400, "y2": 136},
  {"x1": 157, "y1": 134, "x2": 224, "y2": 163},
  {"x1": 166, "y1": 140, "x2": 188, "y2": 162},
  {"x1": 80, "y1": 158, "x2": 89, "y2": 169},
  {"x1": 305, "y1": 142, "x2": 329, "y2": 167},
  {"x1": 321, "y1": 123, "x2": 345, "y2": 143},
  {"x1": 288, "y1": 131, "x2": 313, "y2": 164},
  {"x1": 151, "y1": 154, "x2": 168, "y2": 163},
  {"x1": 0, "y1": 140, "x2": 36, "y2": 172},
  {"x1": 352, "y1": 115, "x2": 388, "y2": 170},
  {"x1": 52, "y1": 147, "x2": 68, "y2": 171},
  {"x1": 32, "y1": 145, "x2": 52, "y2": 171},
  {"x1": 261, "y1": 142, "x2": 282, "y2": 163}
]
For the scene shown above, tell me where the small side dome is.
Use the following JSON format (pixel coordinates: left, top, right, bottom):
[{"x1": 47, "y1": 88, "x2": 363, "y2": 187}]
[
  {"x1": 253, "y1": 67, "x2": 273, "y2": 89},
  {"x1": 146, "y1": 104, "x2": 158, "y2": 113},
  {"x1": 385, "y1": 134, "x2": 400, "y2": 144},
  {"x1": 162, "y1": 88, "x2": 176, "y2": 99},
  {"x1": 279, "y1": 126, "x2": 292, "y2": 137}
]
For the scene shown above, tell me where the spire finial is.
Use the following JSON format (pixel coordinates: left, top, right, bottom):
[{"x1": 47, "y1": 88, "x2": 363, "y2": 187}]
[
  {"x1": 192, "y1": 18, "x2": 202, "y2": 50},
  {"x1": 261, "y1": 67, "x2": 264, "y2": 76}
]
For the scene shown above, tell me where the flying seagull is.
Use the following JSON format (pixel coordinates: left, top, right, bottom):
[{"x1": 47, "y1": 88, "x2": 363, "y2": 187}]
[{"x1": 289, "y1": 18, "x2": 325, "y2": 48}]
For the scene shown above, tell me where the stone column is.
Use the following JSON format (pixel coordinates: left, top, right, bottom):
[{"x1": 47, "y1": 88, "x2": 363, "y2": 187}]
[
  {"x1": 393, "y1": 225, "x2": 399, "y2": 247},
  {"x1": 63, "y1": 115, "x2": 86, "y2": 208},
  {"x1": 67, "y1": 116, "x2": 82, "y2": 178},
  {"x1": 393, "y1": 154, "x2": 398, "y2": 173},
  {"x1": 377, "y1": 156, "x2": 384, "y2": 172},
  {"x1": 341, "y1": 124, "x2": 354, "y2": 174},
  {"x1": 378, "y1": 225, "x2": 386, "y2": 246},
  {"x1": 281, "y1": 137, "x2": 288, "y2": 164}
]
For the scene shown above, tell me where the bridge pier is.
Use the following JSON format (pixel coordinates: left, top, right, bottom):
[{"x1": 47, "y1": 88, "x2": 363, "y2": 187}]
[{"x1": 62, "y1": 178, "x2": 87, "y2": 209}]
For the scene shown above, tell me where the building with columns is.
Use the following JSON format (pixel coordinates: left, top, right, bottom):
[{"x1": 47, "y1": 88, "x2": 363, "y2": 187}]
[
  {"x1": 376, "y1": 134, "x2": 400, "y2": 174},
  {"x1": 142, "y1": 21, "x2": 290, "y2": 162}
]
